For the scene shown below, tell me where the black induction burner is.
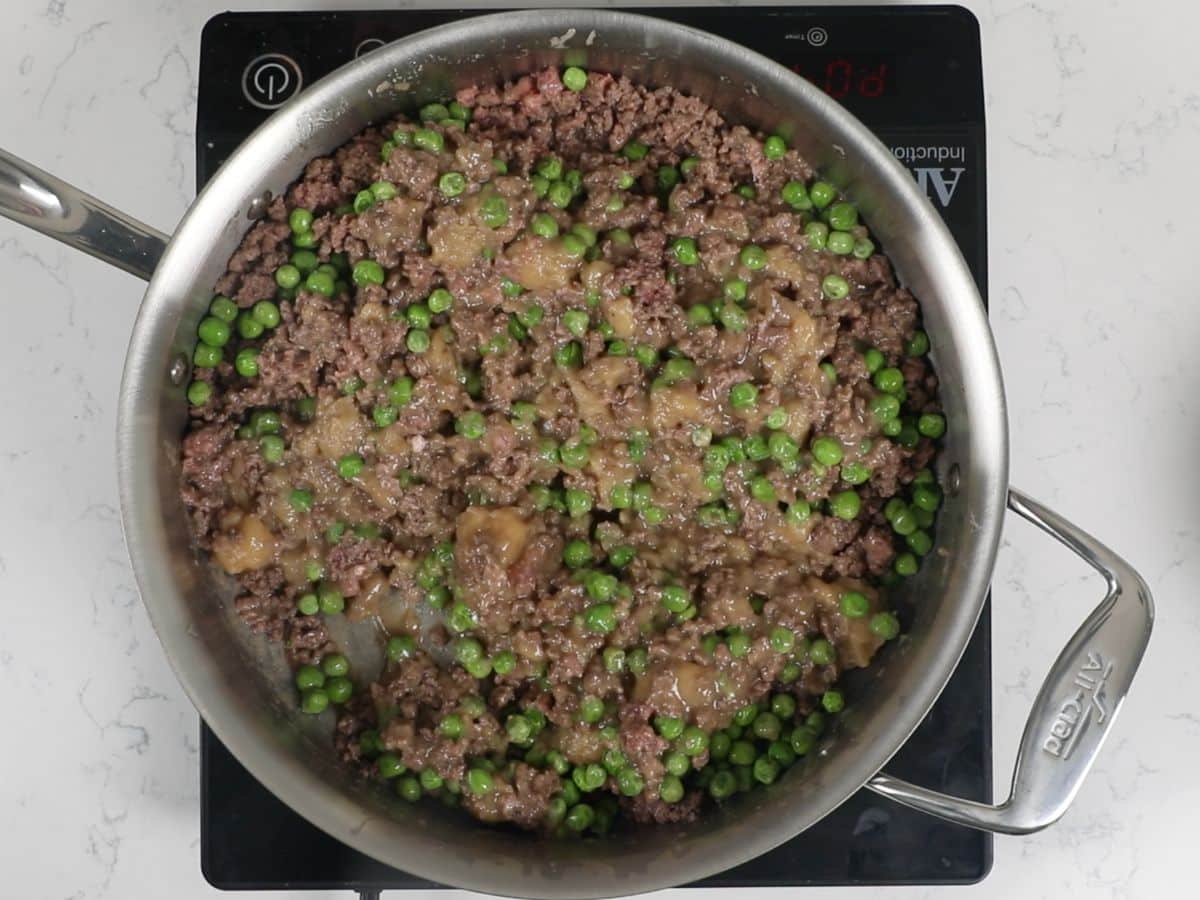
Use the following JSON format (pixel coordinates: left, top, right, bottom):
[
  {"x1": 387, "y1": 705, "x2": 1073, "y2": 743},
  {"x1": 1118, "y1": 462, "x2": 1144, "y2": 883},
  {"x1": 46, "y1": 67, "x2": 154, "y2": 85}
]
[{"x1": 197, "y1": 6, "x2": 991, "y2": 892}]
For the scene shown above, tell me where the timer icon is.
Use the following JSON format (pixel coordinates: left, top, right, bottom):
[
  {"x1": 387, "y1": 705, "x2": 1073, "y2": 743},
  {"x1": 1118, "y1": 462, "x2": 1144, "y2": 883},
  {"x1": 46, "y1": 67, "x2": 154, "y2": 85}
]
[{"x1": 806, "y1": 27, "x2": 829, "y2": 47}]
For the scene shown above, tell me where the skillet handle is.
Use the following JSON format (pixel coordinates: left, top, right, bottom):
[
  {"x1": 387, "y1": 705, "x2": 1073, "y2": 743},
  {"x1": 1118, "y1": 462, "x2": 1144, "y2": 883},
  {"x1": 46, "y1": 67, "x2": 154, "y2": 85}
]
[
  {"x1": 0, "y1": 147, "x2": 168, "y2": 282},
  {"x1": 866, "y1": 488, "x2": 1154, "y2": 834}
]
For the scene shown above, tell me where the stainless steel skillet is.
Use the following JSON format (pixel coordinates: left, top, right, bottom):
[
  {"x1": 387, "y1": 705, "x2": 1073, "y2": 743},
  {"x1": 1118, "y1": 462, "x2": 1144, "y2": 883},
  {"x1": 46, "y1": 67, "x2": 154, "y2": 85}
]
[{"x1": 0, "y1": 10, "x2": 1153, "y2": 898}]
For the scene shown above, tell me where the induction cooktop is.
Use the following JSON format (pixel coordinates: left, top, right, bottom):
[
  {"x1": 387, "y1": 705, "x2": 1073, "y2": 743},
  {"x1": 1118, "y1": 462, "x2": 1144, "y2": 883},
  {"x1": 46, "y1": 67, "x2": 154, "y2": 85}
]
[{"x1": 196, "y1": 6, "x2": 991, "y2": 893}]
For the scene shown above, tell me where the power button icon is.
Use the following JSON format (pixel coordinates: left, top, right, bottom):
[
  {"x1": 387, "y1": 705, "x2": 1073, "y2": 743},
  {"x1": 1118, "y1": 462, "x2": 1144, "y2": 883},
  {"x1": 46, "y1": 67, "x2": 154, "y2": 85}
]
[{"x1": 242, "y1": 53, "x2": 303, "y2": 110}]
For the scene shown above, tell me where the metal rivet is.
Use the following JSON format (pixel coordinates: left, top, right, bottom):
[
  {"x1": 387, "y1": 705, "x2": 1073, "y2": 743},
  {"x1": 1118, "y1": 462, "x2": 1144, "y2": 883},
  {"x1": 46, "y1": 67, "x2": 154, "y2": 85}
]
[
  {"x1": 169, "y1": 353, "x2": 189, "y2": 386},
  {"x1": 947, "y1": 463, "x2": 961, "y2": 496},
  {"x1": 247, "y1": 190, "x2": 273, "y2": 220}
]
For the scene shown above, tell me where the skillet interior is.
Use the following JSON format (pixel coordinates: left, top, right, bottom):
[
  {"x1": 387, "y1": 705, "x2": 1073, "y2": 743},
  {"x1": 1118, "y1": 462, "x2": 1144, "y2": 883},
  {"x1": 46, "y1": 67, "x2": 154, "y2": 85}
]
[{"x1": 117, "y1": 10, "x2": 1007, "y2": 898}]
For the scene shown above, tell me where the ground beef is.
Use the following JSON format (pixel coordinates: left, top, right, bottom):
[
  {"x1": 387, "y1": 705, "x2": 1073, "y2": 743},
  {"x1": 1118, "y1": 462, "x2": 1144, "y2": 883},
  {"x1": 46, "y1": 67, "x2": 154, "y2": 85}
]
[{"x1": 180, "y1": 67, "x2": 945, "y2": 837}]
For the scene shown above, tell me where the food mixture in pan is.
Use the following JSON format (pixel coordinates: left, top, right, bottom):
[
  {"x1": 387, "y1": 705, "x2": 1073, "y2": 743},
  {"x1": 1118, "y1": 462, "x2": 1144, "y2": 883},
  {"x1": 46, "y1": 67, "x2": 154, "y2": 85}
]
[{"x1": 181, "y1": 66, "x2": 946, "y2": 835}]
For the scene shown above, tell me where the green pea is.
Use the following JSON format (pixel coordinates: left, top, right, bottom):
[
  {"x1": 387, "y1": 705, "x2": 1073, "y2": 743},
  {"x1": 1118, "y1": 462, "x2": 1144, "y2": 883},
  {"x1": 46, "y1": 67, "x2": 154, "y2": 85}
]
[
  {"x1": 570, "y1": 224, "x2": 597, "y2": 248},
  {"x1": 528, "y1": 212, "x2": 559, "y2": 239},
  {"x1": 809, "y1": 637, "x2": 836, "y2": 665},
  {"x1": 403, "y1": 327, "x2": 429, "y2": 353},
  {"x1": 801, "y1": 223, "x2": 829, "y2": 253},
  {"x1": 613, "y1": 767, "x2": 643, "y2": 797},
  {"x1": 769, "y1": 739, "x2": 797, "y2": 768},
  {"x1": 709, "y1": 770, "x2": 737, "y2": 800},
  {"x1": 671, "y1": 236, "x2": 699, "y2": 266},
  {"x1": 579, "y1": 695, "x2": 605, "y2": 724},
  {"x1": 852, "y1": 237, "x2": 875, "y2": 259},
  {"x1": 822, "y1": 690, "x2": 845, "y2": 714},
  {"x1": 554, "y1": 340, "x2": 582, "y2": 368},
  {"x1": 779, "y1": 661, "x2": 802, "y2": 684},
  {"x1": 560, "y1": 308, "x2": 589, "y2": 339},
  {"x1": 750, "y1": 755, "x2": 778, "y2": 785},
  {"x1": 810, "y1": 436, "x2": 844, "y2": 466},
  {"x1": 413, "y1": 128, "x2": 443, "y2": 153},
  {"x1": 729, "y1": 382, "x2": 758, "y2": 409},
  {"x1": 275, "y1": 264, "x2": 301, "y2": 290},
  {"x1": 284, "y1": 488, "x2": 312, "y2": 514},
  {"x1": 291, "y1": 230, "x2": 317, "y2": 249},
  {"x1": 584, "y1": 602, "x2": 616, "y2": 634},
  {"x1": 447, "y1": 602, "x2": 477, "y2": 635},
  {"x1": 454, "y1": 410, "x2": 485, "y2": 440},
  {"x1": 809, "y1": 181, "x2": 836, "y2": 208},
  {"x1": 621, "y1": 140, "x2": 649, "y2": 161},
  {"x1": 718, "y1": 302, "x2": 749, "y2": 332},
  {"x1": 752, "y1": 711, "x2": 782, "y2": 742},
  {"x1": 907, "y1": 529, "x2": 933, "y2": 556},
  {"x1": 728, "y1": 740, "x2": 757, "y2": 767},
  {"x1": 657, "y1": 165, "x2": 680, "y2": 192},
  {"x1": 871, "y1": 611, "x2": 902, "y2": 640},
  {"x1": 228, "y1": 345, "x2": 259, "y2": 376},
  {"x1": 209, "y1": 296, "x2": 238, "y2": 323},
  {"x1": 345, "y1": 259, "x2": 384, "y2": 290},
  {"x1": 290, "y1": 250, "x2": 318, "y2": 274},
  {"x1": 562, "y1": 66, "x2": 588, "y2": 91},
  {"x1": 192, "y1": 343, "x2": 222, "y2": 369},
  {"x1": 336, "y1": 453, "x2": 364, "y2": 480},
  {"x1": 769, "y1": 625, "x2": 796, "y2": 654},
  {"x1": 749, "y1": 476, "x2": 777, "y2": 504},
  {"x1": 236, "y1": 312, "x2": 264, "y2": 340},
  {"x1": 436, "y1": 171, "x2": 466, "y2": 198},
  {"x1": 763, "y1": 135, "x2": 787, "y2": 159},
  {"x1": 352, "y1": 190, "x2": 375, "y2": 215},
  {"x1": 564, "y1": 488, "x2": 593, "y2": 519},
  {"x1": 653, "y1": 716, "x2": 684, "y2": 741},
  {"x1": 584, "y1": 571, "x2": 617, "y2": 602},
  {"x1": 186, "y1": 380, "x2": 212, "y2": 405},
  {"x1": 788, "y1": 727, "x2": 815, "y2": 756},
  {"x1": 912, "y1": 484, "x2": 942, "y2": 513},
  {"x1": 317, "y1": 582, "x2": 344, "y2": 615},
  {"x1": 680, "y1": 726, "x2": 709, "y2": 757},
  {"x1": 771, "y1": 693, "x2": 797, "y2": 720},
  {"x1": 258, "y1": 434, "x2": 284, "y2": 464},
  {"x1": 607, "y1": 227, "x2": 632, "y2": 245},
  {"x1": 827, "y1": 201, "x2": 859, "y2": 231},
  {"x1": 601, "y1": 647, "x2": 626, "y2": 674},
  {"x1": 325, "y1": 676, "x2": 353, "y2": 704},
  {"x1": 547, "y1": 181, "x2": 573, "y2": 209},
  {"x1": 304, "y1": 270, "x2": 335, "y2": 297},
  {"x1": 386, "y1": 634, "x2": 417, "y2": 662},
  {"x1": 300, "y1": 687, "x2": 330, "y2": 714},
  {"x1": 418, "y1": 102, "x2": 449, "y2": 123},
  {"x1": 608, "y1": 545, "x2": 636, "y2": 569},
  {"x1": 821, "y1": 274, "x2": 850, "y2": 300},
  {"x1": 290, "y1": 593, "x2": 317, "y2": 619},
  {"x1": 467, "y1": 767, "x2": 494, "y2": 795},
  {"x1": 918, "y1": 413, "x2": 946, "y2": 439},
  {"x1": 829, "y1": 489, "x2": 861, "y2": 520},
  {"x1": 513, "y1": 303, "x2": 544, "y2": 331},
  {"x1": 563, "y1": 539, "x2": 594, "y2": 569},
  {"x1": 727, "y1": 630, "x2": 751, "y2": 658},
  {"x1": 739, "y1": 244, "x2": 767, "y2": 270},
  {"x1": 781, "y1": 180, "x2": 810, "y2": 209},
  {"x1": 393, "y1": 775, "x2": 420, "y2": 802},
  {"x1": 296, "y1": 664, "x2": 326, "y2": 691},
  {"x1": 827, "y1": 231, "x2": 855, "y2": 255},
  {"x1": 197, "y1": 315, "x2": 232, "y2": 349},
  {"x1": 660, "y1": 585, "x2": 690, "y2": 614},
  {"x1": 868, "y1": 394, "x2": 900, "y2": 426},
  {"x1": 906, "y1": 330, "x2": 930, "y2": 357}
]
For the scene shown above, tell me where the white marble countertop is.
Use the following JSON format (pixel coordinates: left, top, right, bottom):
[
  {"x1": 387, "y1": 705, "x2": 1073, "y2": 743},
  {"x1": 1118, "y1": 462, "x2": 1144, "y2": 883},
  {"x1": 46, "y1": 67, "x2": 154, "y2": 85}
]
[{"x1": 0, "y1": 0, "x2": 1192, "y2": 897}]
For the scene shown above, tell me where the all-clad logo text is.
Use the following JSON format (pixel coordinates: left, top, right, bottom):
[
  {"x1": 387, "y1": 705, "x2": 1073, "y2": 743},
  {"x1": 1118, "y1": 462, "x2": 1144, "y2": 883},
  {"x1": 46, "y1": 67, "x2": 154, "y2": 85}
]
[
  {"x1": 1042, "y1": 652, "x2": 1113, "y2": 761},
  {"x1": 891, "y1": 145, "x2": 966, "y2": 208}
]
